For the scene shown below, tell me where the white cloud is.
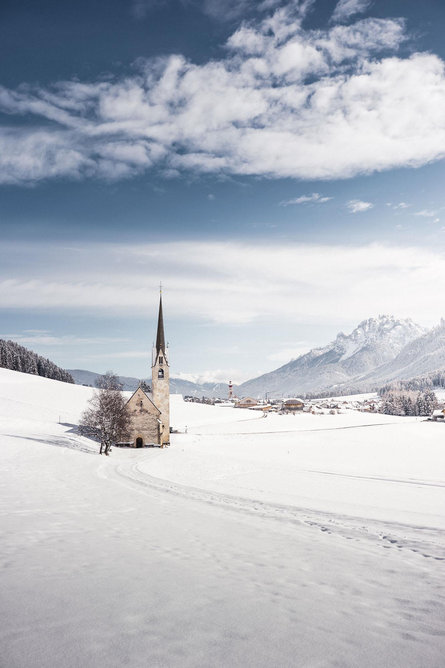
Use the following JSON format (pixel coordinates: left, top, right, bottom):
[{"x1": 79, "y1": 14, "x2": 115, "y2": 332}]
[
  {"x1": 387, "y1": 202, "x2": 410, "y2": 210},
  {"x1": 0, "y1": 333, "x2": 128, "y2": 346},
  {"x1": 332, "y1": 0, "x2": 371, "y2": 23},
  {"x1": 2, "y1": 7, "x2": 445, "y2": 184},
  {"x1": 346, "y1": 199, "x2": 373, "y2": 213},
  {"x1": 132, "y1": 0, "x2": 262, "y2": 21},
  {"x1": 414, "y1": 209, "x2": 437, "y2": 218},
  {"x1": 195, "y1": 0, "x2": 258, "y2": 20},
  {"x1": 280, "y1": 193, "x2": 332, "y2": 205},
  {"x1": 1, "y1": 240, "x2": 445, "y2": 329},
  {"x1": 86, "y1": 350, "x2": 150, "y2": 359}
]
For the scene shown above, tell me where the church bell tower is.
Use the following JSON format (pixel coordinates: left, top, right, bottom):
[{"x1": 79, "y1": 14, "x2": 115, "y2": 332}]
[{"x1": 152, "y1": 289, "x2": 170, "y2": 445}]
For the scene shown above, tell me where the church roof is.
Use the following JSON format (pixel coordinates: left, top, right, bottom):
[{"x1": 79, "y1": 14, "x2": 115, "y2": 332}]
[
  {"x1": 155, "y1": 293, "x2": 166, "y2": 355},
  {"x1": 126, "y1": 385, "x2": 161, "y2": 415}
]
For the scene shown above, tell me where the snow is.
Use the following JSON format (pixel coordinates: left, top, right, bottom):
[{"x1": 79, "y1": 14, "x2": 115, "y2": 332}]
[
  {"x1": 434, "y1": 388, "x2": 445, "y2": 402},
  {"x1": 149, "y1": 399, "x2": 445, "y2": 528},
  {"x1": 1, "y1": 368, "x2": 445, "y2": 667},
  {"x1": 338, "y1": 316, "x2": 424, "y2": 363}
]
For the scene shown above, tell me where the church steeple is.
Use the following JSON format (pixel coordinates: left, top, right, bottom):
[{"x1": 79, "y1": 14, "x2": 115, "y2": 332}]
[
  {"x1": 151, "y1": 286, "x2": 170, "y2": 445},
  {"x1": 155, "y1": 291, "x2": 166, "y2": 357}
]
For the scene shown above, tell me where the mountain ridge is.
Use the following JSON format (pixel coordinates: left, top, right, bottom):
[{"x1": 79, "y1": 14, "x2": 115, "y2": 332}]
[
  {"x1": 68, "y1": 369, "x2": 232, "y2": 399},
  {"x1": 237, "y1": 315, "x2": 427, "y2": 397},
  {"x1": 69, "y1": 315, "x2": 445, "y2": 399}
]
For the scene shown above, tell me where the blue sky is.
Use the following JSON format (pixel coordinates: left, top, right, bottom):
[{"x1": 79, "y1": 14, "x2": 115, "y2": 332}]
[{"x1": 2, "y1": 0, "x2": 445, "y2": 383}]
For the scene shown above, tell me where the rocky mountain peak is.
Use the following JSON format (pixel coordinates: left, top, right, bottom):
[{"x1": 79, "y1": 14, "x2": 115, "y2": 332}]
[
  {"x1": 333, "y1": 315, "x2": 425, "y2": 359},
  {"x1": 237, "y1": 314, "x2": 428, "y2": 398}
]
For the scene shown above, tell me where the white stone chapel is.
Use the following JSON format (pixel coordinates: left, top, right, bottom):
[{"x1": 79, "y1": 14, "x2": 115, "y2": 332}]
[{"x1": 122, "y1": 292, "x2": 170, "y2": 447}]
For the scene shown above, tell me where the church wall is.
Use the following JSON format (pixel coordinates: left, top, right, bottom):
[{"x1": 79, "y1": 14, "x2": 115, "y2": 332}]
[{"x1": 123, "y1": 388, "x2": 161, "y2": 446}]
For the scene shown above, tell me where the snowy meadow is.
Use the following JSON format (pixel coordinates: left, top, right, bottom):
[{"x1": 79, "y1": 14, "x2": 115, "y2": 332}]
[{"x1": 1, "y1": 368, "x2": 444, "y2": 667}]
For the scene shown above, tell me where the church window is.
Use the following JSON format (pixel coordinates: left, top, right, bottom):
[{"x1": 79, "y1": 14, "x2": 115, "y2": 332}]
[
  {"x1": 158, "y1": 368, "x2": 164, "y2": 379},
  {"x1": 159, "y1": 356, "x2": 163, "y2": 365}
]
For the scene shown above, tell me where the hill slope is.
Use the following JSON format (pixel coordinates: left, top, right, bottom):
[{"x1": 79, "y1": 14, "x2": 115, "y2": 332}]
[{"x1": 0, "y1": 338, "x2": 74, "y2": 384}]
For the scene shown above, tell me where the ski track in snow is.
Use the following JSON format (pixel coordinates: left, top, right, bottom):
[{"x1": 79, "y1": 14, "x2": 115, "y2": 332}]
[
  {"x1": 6, "y1": 426, "x2": 445, "y2": 561},
  {"x1": 103, "y1": 453, "x2": 445, "y2": 564},
  {"x1": 191, "y1": 420, "x2": 404, "y2": 436}
]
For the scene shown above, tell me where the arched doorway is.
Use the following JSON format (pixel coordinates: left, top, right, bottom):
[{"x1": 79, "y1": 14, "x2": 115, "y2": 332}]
[{"x1": 135, "y1": 437, "x2": 143, "y2": 448}]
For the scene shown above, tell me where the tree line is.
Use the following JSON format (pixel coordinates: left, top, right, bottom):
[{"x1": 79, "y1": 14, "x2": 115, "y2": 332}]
[
  {"x1": 303, "y1": 384, "x2": 377, "y2": 400},
  {"x1": 379, "y1": 390, "x2": 437, "y2": 416},
  {"x1": 378, "y1": 368, "x2": 445, "y2": 395},
  {"x1": 303, "y1": 367, "x2": 445, "y2": 402},
  {"x1": 0, "y1": 339, "x2": 74, "y2": 384}
]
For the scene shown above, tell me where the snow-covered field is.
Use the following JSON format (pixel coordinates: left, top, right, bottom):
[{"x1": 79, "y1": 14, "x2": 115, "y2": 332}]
[{"x1": 1, "y1": 368, "x2": 444, "y2": 667}]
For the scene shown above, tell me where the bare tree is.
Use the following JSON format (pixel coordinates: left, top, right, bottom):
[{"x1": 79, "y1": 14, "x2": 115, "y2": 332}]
[{"x1": 80, "y1": 372, "x2": 130, "y2": 455}]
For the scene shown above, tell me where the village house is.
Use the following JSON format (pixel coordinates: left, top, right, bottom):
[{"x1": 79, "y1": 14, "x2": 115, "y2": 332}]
[
  {"x1": 236, "y1": 397, "x2": 258, "y2": 409},
  {"x1": 281, "y1": 398, "x2": 304, "y2": 412},
  {"x1": 431, "y1": 408, "x2": 445, "y2": 421}
]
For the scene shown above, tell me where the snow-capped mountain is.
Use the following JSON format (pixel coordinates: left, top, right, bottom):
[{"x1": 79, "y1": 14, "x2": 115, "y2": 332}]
[
  {"x1": 360, "y1": 319, "x2": 445, "y2": 386},
  {"x1": 237, "y1": 315, "x2": 426, "y2": 397},
  {"x1": 68, "y1": 368, "x2": 232, "y2": 399}
]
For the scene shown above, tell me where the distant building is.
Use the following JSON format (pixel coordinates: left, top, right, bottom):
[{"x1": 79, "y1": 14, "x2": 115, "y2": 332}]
[
  {"x1": 281, "y1": 398, "x2": 304, "y2": 412},
  {"x1": 249, "y1": 404, "x2": 272, "y2": 412},
  {"x1": 236, "y1": 397, "x2": 258, "y2": 409},
  {"x1": 431, "y1": 408, "x2": 445, "y2": 421}
]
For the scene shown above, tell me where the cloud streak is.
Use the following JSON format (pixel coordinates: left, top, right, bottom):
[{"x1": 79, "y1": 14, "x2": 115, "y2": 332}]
[
  {"x1": 280, "y1": 193, "x2": 332, "y2": 206},
  {"x1": 132, "y1": 0, "x2": 310, "y2": 22},
  {"x1": 347, "y1": 199, "x2": 373, "y2": 213},
  {"x1": 387, "y1": 202, "x2": 410, "y2": 210},
  {"x1": 332, "y1": 0, "x2": 371, "y2": 24},
  {"x1": 414, "y1": 209, "x2": 438, "y2": 218},
  {"x1": 0, "y1": 333, "x2": 129, "y2": 346},
  {"x1": 1, "y1": 240, "x2": 445, "y2": 328}
]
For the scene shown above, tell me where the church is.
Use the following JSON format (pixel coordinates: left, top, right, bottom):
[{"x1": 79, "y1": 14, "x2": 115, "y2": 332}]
[{"x1": 121, "y1": 292, "x2": 170, "y2": 447}]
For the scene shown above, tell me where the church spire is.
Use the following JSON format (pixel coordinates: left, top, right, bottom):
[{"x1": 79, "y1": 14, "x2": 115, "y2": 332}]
[
  {"x1": 152, "y1": 286, "x2": 170, "y2": 445},
  {"x1": 155, "y1": 287, "x2": 166, "y2": 356}
]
